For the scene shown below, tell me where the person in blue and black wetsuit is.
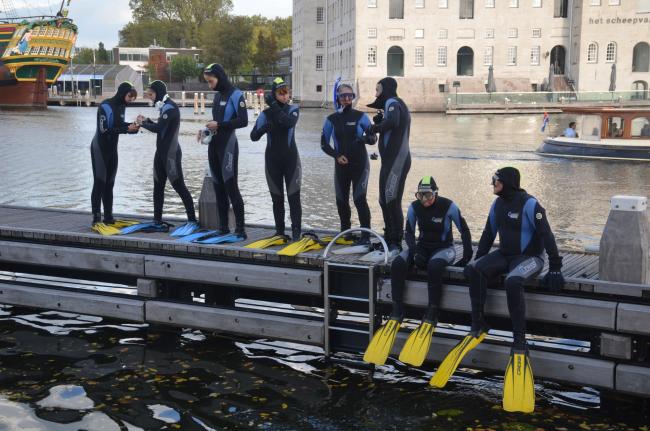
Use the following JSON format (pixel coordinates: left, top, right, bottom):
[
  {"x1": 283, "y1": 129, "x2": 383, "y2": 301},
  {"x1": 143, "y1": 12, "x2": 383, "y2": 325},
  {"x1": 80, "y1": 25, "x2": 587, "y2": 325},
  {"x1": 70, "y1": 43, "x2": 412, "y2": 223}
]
[
  {"x1": 463, "y1": 167, "x2": 565, "y2": 350},
  {"x1": 202, "y1": 63, "x2": 248, "y2": 237},
  {"x1": 137, "y1": 80, "x2": 196, "y2": 226},
  {"x1": 250, "y1": 77, "x2": 302, "y2": 240},
  {"x1": 367, "y1": 77, "x2": 411, "y2": 254},
  {"x1": 321, "y1": 83, "x2": 376, "y2": 241},
  {"x1": 90, "y1": 81, "x2": 139, "y2": 226},
  {"x1": 390, "y1": 176, "x2": 473, "y2": 321}
]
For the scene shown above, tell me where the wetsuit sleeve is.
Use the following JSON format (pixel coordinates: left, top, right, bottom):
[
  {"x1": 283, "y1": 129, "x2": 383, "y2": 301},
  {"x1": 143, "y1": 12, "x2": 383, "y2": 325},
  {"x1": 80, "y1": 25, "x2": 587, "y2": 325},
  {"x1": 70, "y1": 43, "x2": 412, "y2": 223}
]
[
  {"x1": 450, "y1": 203, "x2": 473, "y2": 260},
  {"x1": 476, "y1": 200, "x2": 498, "y2": 259},
  {"x1": 532, "y1": 202, "x2": 563, "y2": 270},
  {"x1": 375, "y1": 100, "x2": 400, "y2": 133},
  {"x1": 270, "y1": 104, "x2": 300, "y2": 129},
  {"x1": 140, "y1": 118, "x2": 160, "y2": 133},
  {"x1": 405, "y1": 204, "x2": 417, "y2": 251},
  {"x1": 357, "y1": 114, "x2": 377, "y2": 145},
  {"x1": 220, "y1": 92, "x2": 248, "y2": 131},
  {"x1": 320, "y1": 118, "x2": 337, "y2": 158},
  {"x1": 250, "y1": 111, "x2": 268, "y2": 142},
  {"x1": 98, "y1": 104, "x2": 130, "y2": 135}
]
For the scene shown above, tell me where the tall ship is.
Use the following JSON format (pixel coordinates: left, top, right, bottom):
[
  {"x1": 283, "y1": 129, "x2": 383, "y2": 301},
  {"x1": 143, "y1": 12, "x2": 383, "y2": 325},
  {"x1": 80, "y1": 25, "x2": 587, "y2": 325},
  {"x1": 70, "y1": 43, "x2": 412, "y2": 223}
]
[{"x1": 0, "y1": 0, "x2": 76, "y2": 108}]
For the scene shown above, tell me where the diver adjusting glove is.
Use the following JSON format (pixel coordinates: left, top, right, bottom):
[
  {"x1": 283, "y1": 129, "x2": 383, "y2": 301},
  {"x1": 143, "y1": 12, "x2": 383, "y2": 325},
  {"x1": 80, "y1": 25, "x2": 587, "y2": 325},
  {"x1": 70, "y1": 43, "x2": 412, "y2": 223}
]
[
  {"x1": 543, "y1": 270, "x2": 565, "y2": 292},
  {"x1": 264, "y1": 93, "x2": 277, "y2": 107}
]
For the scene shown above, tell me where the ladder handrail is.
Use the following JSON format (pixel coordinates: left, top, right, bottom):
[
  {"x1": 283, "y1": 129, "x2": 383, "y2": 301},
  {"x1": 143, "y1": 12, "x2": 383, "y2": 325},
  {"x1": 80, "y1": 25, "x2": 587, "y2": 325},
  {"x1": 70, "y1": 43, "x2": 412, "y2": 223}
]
[{"x1": 322, "y1": 227, "x2": 389, "y2": 265}]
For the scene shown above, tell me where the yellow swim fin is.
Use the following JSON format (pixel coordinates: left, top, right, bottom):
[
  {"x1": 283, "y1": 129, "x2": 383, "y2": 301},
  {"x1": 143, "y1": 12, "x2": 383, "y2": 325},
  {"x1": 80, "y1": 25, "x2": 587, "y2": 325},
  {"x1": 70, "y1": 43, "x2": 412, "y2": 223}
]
[
  {"x1": 245, "y1": 234, "x2": 290, "y2": 249},
  {"x1": 109, "y1": 219, "x2": 140, "y2": 229},
  {"x1": 398, "y1": 320, "x2": 435, "y2": 367},
  {"x1": 91, "y1": 223, "x2": 121, "y2": 236},
  {"x1": 503, "y1": 349, "x2": 535, "y2": 413},
  {"x1": 277, "y1": 233, "x2": 323, "y2": 256},
  {"x1": 429, "y1": 330, "x2": 487, "y2": 388},
  {"x1": 321, "y1": 235, "x2": 356, "y2": 245},
  {"x1": 363, "y1": 318, "x2": 401, "y2": 366}
]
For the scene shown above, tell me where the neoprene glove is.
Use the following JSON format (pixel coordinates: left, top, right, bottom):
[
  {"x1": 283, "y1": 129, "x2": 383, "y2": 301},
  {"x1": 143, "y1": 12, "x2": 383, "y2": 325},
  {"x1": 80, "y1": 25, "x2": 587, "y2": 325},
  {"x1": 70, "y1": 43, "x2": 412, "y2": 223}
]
[
  {"x1": 373, "y1": 111, "x2": 383, "y2": 124},
  {"x1": 263, "y1": 123, "x2": 272, "y2": 134},
  {"x1": 454, "y1": 252, "x2": 473, "y2": 267},
  {"x1": 543, "y1": 270, "x2": 565, "y2": 292},
  {"x1": 264, "y1": 93, "x2": 276, "y2": 107}
]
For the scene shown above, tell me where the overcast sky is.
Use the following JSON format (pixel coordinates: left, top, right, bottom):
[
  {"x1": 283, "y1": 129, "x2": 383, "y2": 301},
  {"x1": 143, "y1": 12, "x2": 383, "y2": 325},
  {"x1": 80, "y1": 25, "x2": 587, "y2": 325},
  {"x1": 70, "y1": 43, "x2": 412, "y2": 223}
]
[{"x1": 8, "y1": 0, "x2": 292, "y2": 48}]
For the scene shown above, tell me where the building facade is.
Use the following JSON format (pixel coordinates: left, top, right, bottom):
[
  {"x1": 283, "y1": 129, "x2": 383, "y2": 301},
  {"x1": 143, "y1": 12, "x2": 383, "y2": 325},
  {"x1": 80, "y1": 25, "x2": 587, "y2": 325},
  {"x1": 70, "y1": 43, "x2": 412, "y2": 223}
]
[
  {"x1": 112, "y1": 46, "x2": 202, "y2": 78},
  {"x1": 292, "y1": 0, "x2": 650, "y2": 110}
]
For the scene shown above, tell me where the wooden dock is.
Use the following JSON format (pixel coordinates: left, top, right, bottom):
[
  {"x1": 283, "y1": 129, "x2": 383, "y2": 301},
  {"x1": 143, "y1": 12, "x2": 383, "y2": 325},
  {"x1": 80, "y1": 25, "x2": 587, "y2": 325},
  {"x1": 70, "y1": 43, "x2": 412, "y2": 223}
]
[{"x1": 1, "y1": 205, "x2": 650, "y2": 399}]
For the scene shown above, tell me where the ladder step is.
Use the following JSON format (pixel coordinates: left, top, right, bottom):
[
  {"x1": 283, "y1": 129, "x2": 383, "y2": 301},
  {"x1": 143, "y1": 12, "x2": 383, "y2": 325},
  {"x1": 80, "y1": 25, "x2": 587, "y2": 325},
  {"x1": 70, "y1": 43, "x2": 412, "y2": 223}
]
[
  {"x1": 328, "y1": 326, "x2": 370, "y2": 335},
  {"x1": 328, "y1": 294, "x2": 369, "y2": 303}
]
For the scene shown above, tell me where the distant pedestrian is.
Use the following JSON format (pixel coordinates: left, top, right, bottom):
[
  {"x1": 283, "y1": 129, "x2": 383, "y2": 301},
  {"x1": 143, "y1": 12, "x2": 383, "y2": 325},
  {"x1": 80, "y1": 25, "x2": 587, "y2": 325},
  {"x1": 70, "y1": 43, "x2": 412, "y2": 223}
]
[{"x1": 562, "y1": 121, "x2": 578, "y2": 138}]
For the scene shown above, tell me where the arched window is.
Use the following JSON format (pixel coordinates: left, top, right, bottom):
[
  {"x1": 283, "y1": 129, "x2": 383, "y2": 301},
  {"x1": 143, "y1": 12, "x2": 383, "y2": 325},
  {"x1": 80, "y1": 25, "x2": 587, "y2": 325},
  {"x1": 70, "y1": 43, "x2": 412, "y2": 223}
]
[
  {"x1": 632, "y1": 80, "x2": 648, "y2": 100},
  {"x1": 587, "y1": 42, "x2": 598, "y2": 63},
  {"x1": 457, "y1": 46, "x2": 474, "y2": 76},
  {"x1": 606, "y1": 42, "x2": 617, "y2": 63},
  {"x1": 389, "y1": 0, "x2": 404, "y2": 18},
  {"x1": 633, "y1": 42, "x2": 650, "y2": 72},
  {"x1": 387, "y1": 46, "x2": 404, "y2": 76}
]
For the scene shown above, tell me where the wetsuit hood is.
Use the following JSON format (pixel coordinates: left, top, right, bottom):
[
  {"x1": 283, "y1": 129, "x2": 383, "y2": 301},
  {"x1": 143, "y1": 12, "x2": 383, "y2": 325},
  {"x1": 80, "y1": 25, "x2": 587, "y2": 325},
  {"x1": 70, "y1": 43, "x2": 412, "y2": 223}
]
[
  {"x1": 111, "y1": 81, "x2": 135, "y2": 106},
  {"x1": 203, "y1": 63, "x2": 232, "y2": 92},
  {"x1": 367, "y1": 77, "x2": 398, "y2": 110},
  {"x1": 494, "y1": 167, "x2": 522, "y2": 198},
  {"x1": 148, "y1": 80, "x2": 167, "y2": 103}
]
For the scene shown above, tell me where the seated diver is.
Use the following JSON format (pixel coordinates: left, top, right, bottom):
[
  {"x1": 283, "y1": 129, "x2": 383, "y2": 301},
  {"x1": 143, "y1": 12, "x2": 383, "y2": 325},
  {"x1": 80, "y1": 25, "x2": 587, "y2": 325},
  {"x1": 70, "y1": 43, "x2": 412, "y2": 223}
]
[{"x1": 363, "y1": 176, "x2": 473, "y2": 367}]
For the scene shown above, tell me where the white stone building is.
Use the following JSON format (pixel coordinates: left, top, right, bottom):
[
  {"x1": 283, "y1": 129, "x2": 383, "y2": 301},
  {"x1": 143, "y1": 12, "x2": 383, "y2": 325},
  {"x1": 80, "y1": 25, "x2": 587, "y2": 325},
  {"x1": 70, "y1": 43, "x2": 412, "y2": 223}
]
[{"x1": 292, "y1": 0, "x2": 650, "y2": 110}]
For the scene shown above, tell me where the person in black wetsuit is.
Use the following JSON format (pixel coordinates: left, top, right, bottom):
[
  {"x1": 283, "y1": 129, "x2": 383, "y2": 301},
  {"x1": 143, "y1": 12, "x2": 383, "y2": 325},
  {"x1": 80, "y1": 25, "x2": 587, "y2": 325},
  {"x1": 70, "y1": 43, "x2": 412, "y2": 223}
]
[
  {"x1": 390, "y1": 176, "x2": 473, "y2": 321},
  {"x1": 202, "y1": 63, "x2": 248, "y2": 237},
  {"x1": 137, "y1": 80, "x2": 196, "y2": 225},
  {"x1": 463, "y1": 167, "x2": 565, "y2": 349},
  {"x1": 250, "y1": 77, "x2": 302, "y2": 240},
  {"x1": 90, "y1": 81, "x2": 139, "y2": 225},
  {"x1": 321, "y1": 83, "x2": 376, "y2": 240},
  {"x1": 367, "y1": 77, "x2": 411, "y2": 253}
]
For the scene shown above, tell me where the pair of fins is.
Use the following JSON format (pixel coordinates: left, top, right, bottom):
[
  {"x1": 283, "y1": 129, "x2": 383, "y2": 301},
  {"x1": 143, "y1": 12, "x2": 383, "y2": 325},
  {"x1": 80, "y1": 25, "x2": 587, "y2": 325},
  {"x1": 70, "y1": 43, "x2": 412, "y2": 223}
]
[
  {"x1": 170, "y1": 222, "x2": 199, "y2": 238},
  {"x1": 120, "y1": 221, "x2": 173, "y2": 235},
  {"x1": 245, "y1": 234, "x2": 291, "y2": 250},
  {"x1": 362, "y1": 318, "x2": 435, "y2": 368},
  {"x1": 91, "y1": 219, "x2": 140, "y2": 236},
  {"x1": 194, "y1": 232, "x2": 245, "y2": 245},
  {"x1": 277, "y1": 233, "x2": 324, "y2": 257}
]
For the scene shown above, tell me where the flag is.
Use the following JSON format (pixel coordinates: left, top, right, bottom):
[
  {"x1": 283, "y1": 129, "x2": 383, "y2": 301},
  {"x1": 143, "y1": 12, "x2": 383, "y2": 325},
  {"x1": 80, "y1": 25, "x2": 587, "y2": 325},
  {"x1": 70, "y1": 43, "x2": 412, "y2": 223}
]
[{"x1": 540, "y1": 112, "x2": 549, "y2": 132}]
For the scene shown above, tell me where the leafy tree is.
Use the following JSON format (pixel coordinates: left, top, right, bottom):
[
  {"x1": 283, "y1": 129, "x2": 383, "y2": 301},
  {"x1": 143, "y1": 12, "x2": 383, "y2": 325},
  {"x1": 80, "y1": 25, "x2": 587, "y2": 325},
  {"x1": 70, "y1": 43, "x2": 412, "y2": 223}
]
[
  {"x1": 96, "y1": 42, "x2": 110, "y2": 64},
  {"x1": 119, "y1": 20, "x2": 181, "y2": 47},
  {"x1": 170, "y1": 55, "x2": 198, "y2": 82},
  {"x1": 74, "y1": 47, "x2": 94, "y2": 64},
  {"x1": 200, "y1": 15, "x2": 253, "y2": 73},
  {"x1": 251, "y1": 30, "x2": 279, "y2": 74}
]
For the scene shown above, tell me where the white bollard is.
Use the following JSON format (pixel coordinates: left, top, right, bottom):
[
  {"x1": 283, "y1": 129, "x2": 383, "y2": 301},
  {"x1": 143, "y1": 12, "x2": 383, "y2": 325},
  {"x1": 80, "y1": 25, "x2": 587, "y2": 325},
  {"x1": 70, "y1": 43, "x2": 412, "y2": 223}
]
[
  {"x1": 181, "y1": 91, "x2": 186, "y2": 107},
  {"x1": 200, "y1": 92, "x2": 206, "y2": 114},
  {"x1": 194, "y1": 93, "x2": 199, "y2": 115}
]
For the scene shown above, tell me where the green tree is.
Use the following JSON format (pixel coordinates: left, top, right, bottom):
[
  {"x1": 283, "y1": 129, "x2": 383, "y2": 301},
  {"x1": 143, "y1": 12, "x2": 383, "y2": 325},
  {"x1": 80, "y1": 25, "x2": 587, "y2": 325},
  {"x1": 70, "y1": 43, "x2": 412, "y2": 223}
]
[
  {"x1": 119, "y1": 20, "x2": 181, "y2": 47},
  {"x1": 251, "y1": 30, "x2": 279, "y2": 74},
  {"x1": 74, "y1": 47, "x2": 94, "y2": 64},
  {"x1": 170, "y1": 55, "x2": 198, "y2": 82},
  {"x1": 96, "y1": 42, "x2": 110, "y2": 64},
  {"x1": 200, "y1": 15, "x2": 253, "y2": 73}
]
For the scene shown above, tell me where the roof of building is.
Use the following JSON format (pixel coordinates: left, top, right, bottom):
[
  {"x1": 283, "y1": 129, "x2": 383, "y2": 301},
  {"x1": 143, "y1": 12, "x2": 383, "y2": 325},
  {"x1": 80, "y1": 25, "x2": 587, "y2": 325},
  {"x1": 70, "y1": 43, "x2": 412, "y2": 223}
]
[{"x1": 57, "y1": 64, "x2": 135, "y2": 81}]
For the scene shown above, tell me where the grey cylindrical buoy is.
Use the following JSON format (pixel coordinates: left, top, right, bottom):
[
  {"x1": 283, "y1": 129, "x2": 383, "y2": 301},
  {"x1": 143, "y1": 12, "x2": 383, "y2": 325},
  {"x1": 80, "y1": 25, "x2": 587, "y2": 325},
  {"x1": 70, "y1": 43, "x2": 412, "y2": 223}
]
[
  {"x1": 198, "y1": 174, "x2": 234, "y2": 230},
  {"x1": 599, "y1": 196, "x2": 649, "y2": 284}
]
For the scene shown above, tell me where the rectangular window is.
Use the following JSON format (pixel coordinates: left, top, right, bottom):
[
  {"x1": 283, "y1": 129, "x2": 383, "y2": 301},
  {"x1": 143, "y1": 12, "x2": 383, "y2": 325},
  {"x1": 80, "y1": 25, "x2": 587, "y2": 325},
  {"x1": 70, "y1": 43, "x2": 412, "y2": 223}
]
[
  {"x1": 606, "y1": 43, "x2": 616, "y2": 62},
  {"x1": 415, "y1": 0, "x2": 425, "y2": 7},
  {"x1": 438, "y1": 29, "x2": 448, "y2": 39},
  {"x1": 509, "y1": 0, "x2": 519, "y2": 7},
  {"x1": 484, "y1": 46, "x2": 493, "y2": 65},
  {"x1": 590, "y1": 0, "x2": 601, "y2": 4},
  {"x1": 532, "y1": 0, "x2": 542, "y2": 6},
  {"x1": 368, "y1": 28, "x2": 377, "y2": 38},
  {"x1": 554, "y1": 0, "x2": 568, "y2": 17},
  {"x1": 460, "y1": 0, "x2": 474, "y2": 18},
  {"x1": 316, "y1": 7, "x2": 324, "y2": 22},
  {"x1": 415, "y1": 46, "x2": 424, "y2": 66},
  {"x1": 485, "y1": 28, "x2": 495, "y2": 38},
  {"x1": 507, "y1": 46, "x2": 517, "y2": 65},
  {"x1": 316, "y1": 40, "x2": 324, "y2": 48},
  {"x1": 368, "y1": 0, "x2": 377, "y2": 7},
  {"x1": 390, "y1": 0, "x2": 404, "y2": 18},
  {"x1": 368, "y1": 46, "x2": 377, "y2": 65},
  {"x1": 531, "y1": 46, "x2": 540, "y2": 65},
  {"x1": 438, "y1": 0, "x2": 448, "y2": 8},
  {"x1": 508, "y1": 28, "x2": 518, "y2": 38},
  {"x1": 532, "y1": 28, "x2": 541, "y2": 38},
  {"x1": 437, "y1": 46, "x2": 447, "y2": 66},
  {"x1": 485, "y1": 0, "x2": 495, "y2": 7},
  {"x1": 608, "y1": 0, "x2": 620, "y2": 5},
  {"x1": 415, "y1": 29, "x2": 424, "y2": 38},
  {"x1": 316, "y1": 54, "x2": 323, "y2": 70},
  {"x1": 587, "y1": 43, "x2": 598, "y2": 62}
]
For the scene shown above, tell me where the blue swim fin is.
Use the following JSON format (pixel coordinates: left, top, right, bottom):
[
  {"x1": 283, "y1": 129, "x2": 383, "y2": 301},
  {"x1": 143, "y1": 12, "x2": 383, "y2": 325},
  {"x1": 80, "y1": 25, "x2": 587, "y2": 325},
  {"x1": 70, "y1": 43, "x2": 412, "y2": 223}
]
[
  {"x1": 120, "y1": 221, "x2": 172, "y2": 235},
  {"x1": 170, "y1": 221, "x2": 199, "y2": 237},
  {"x1": 195, "y1": 233, "x2": 245, "y2": 245},
  {"x1": 176, "y1": 229, "x2": 218, "y2": 243}
]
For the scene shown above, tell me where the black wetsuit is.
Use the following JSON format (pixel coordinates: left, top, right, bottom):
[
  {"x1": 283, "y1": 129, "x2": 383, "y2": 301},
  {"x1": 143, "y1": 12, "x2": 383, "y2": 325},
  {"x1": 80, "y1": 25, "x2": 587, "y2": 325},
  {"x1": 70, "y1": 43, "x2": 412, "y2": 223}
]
[
  {"x1": 140, "y1": 97, "x2": 196, "y2": 222},
  {"x1": 250, "y1": 102, "x2": 301, "y2": 237},
  {"x1": 391, "y1": 197, "x2": 472, "y2": 319},
  {"x1": 208, "y1": 68, "x2": 248, "y2": 233},
  {"x1": 464, "y1": 190, "x2": 562, "y2": 348},
  {"x1": 368, "y1": 79, "x2": 411, "y2": 248},
  {"x1": 320, "y1": 106, "x2": 374, "y2": 232},
  {"x1": 90, "y1": 85, "x2": 134, "y2": 222}
]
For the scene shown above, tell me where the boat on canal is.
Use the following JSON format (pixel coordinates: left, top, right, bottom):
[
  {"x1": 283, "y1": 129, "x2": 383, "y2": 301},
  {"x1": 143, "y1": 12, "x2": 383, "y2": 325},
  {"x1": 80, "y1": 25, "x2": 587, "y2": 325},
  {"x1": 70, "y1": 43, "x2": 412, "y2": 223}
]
[{"x1": 537, "y1": 107, "x2": 650, "y2": 161}]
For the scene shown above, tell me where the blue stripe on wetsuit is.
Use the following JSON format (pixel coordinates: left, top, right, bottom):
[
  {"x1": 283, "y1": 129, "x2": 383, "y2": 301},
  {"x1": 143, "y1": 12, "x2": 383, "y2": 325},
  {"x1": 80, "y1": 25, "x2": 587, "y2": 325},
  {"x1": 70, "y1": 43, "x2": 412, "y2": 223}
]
[
  {"x1": 383, "y1": 98, "x2": 397, "y2": 148},
  {"x1": 288, "y1": 105, "x2": 299, "y2": 148},
  {"x1": 101, "y1": 103, "x2": 114, "y2": 130},
  {"x1": 223, "y1": 89, "x2": 242, "y2": 122},
  {"x1": 441, "y1": 202, "x2": 462, "y2": 242},
  {"x1": 322, "y1": 118, "x2": 338, "y2": 152},
  {"x1": 521, "y1": 197, "x2": 538, "y2": 252},
  {"x1": 357, "y1": 114, "x2": 371, "y2": 138}
]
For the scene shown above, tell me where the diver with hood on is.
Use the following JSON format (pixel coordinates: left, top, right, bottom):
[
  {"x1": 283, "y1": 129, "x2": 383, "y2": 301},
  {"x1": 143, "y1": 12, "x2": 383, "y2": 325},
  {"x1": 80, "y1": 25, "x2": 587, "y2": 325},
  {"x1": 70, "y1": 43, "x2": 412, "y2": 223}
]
[
  {"x1": 367, "y1": 77, "x2": 411, "y2": 255},
  {"x1": 250, "y1": 77, "x2": 302, "y2": 243},
  {"x1": 90, "y1": 81, "x2": 139, "y2": 236},
  {"x1": 429, "y1": 167, "x2": 564, "y2": 414},
  {"x1": 200, "y1": 63, "x2": 248, "y2": 239},
  {"x1": 125, "y1": 81, "x2": 197, "y2": 235}
]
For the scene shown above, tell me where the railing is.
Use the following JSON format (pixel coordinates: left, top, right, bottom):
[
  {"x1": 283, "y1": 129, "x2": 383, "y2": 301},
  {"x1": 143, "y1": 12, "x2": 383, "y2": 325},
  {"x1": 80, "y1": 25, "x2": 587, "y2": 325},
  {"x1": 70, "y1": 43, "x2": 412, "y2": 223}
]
[{"x1": 449, "y1": 90, "x2": 650, "y2": 106}]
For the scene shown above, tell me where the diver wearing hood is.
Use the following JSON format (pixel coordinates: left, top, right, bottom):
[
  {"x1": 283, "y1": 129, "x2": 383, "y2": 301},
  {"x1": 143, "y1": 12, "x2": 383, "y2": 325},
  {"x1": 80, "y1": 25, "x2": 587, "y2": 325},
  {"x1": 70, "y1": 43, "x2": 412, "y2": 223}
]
[
  {"x1": 366, "y1": 77, "x2": 411, "y2": 252},
  {"x1": 90, "y1": 81, "x2": 139, "y2": 225},
  {"x1": 463, "y1": 167, "x2": 564, "y2": 351},
  {"x1": 202, "y1": 63, "x2": 248, "y2": 236},
  {"x1": 137, "y1": 80, "x2": 196, "y2": 224},
  {"x1": 321, "y1": 83, "x2": 376, "y2": 237},
  {"x1": 250, "y1": 77, "x2": 302, "y2": 240}
]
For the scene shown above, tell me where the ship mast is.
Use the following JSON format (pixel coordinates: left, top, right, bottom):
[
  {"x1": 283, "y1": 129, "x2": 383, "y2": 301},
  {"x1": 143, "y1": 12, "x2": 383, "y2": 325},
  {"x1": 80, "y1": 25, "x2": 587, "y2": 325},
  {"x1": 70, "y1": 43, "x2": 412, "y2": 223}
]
[{"x1": 1, "y1": 0, "x2": 18, "y2": 19}]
